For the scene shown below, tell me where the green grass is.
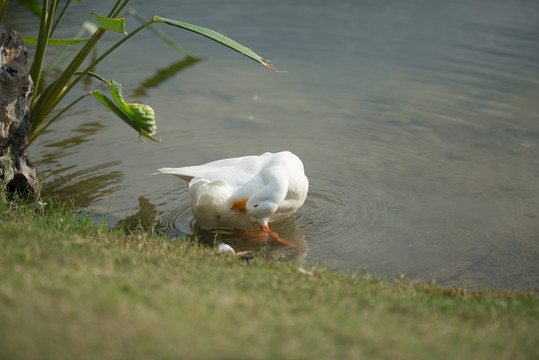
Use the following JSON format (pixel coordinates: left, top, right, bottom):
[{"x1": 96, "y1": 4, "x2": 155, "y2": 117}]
[{"x1": 0, "y1": 191, "x2": 537, "y2": 360}]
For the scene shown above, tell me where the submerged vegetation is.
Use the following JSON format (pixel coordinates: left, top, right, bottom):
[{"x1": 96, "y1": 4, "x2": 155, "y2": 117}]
[{"x1": 0, "y1": 190, "x2": 537, "y2": 359}]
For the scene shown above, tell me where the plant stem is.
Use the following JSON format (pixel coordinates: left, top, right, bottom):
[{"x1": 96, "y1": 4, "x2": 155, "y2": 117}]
[
  {"x1": 29, "y1": 0, "x2": 58, "y2": 97},
  {"x1": 30, "y1": 0, "x2": 133, "y2": 134},
  {"x1": 108, "y1": 0, "x2": 130, "y2": 18},
  {"x1": 45, "y1": 27, "x2": 86, "y2": 72},
  {"x1": 58, "y1": 21, "x2": 154, "y2": 106},
  {"x1": 31, "y1": 21, "x2": 152, "y2": 135},
  {"x1": 50, "y1": 0, "x2": 71, "y2": 37},
  {"x1": 107, "y1": 0, "x2": 123, "y2": 18},
  {"x1": 29, "y1": 26, "x2": 107, "y2": 133},
  {"x1": 28, "y1": 93, "x2": 89, "y2": 144},
  {"x1": 0, "y1": 0, "x2": 8, "y2": 23}
]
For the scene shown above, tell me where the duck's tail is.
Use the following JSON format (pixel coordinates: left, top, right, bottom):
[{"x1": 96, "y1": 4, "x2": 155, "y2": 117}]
[{"x1": 155, "y1": 168, "x2": 194, "y2": 182}]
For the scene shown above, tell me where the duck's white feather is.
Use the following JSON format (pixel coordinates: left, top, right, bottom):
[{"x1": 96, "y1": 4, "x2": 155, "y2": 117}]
[{"x1": 157, "y1": 151, "x2": 308, "y2": 230}]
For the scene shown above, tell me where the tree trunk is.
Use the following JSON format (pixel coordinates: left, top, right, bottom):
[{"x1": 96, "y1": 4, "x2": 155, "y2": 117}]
[{"x1": 0, "y1": 24, "x2": 39, "y2": 196}]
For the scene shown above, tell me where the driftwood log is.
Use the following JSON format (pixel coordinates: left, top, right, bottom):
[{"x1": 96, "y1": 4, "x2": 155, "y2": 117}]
[{"x1": 0, "y1": 24, "x2": 39, "y2": 195}]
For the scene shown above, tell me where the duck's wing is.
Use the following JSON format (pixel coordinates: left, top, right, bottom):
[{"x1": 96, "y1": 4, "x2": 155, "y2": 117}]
[
  {"x1": 157, "y1": 164, "x2": 254, "y2": 184},
  {"x1": 157, "y1": 153, "x2": 272, "y2": 184}
]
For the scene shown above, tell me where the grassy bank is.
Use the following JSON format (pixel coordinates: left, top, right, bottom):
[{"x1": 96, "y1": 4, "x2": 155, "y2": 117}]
[{"x1": 0, "y1": 191, "x2": 537, "y2": 360}]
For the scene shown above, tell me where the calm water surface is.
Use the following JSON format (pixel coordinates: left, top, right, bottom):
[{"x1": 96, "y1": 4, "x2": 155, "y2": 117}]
[{"x1": 6, "y1": 0, "x2": 539, "y2": 290}]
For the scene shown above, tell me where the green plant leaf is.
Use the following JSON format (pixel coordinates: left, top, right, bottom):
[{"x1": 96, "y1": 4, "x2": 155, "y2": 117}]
[
  {"x1": 106, "y1": 80, "x2": 157, "y2": 136},
  {"x1": 90, "y1": 90, "x2": 128, "y2": 122},
  {"x1": 22, "y1": 37, "x2": 88, "y2": 45},
  {"x1": 90, "y1": 80, "x2": 158, "y2": 142},
  {"x1": 106, "y1": 80, "x2": 135, "y2": 116},
  {"x1": 153, "y1": 16, "x2": 275, "y2": 70},
  {"x1": 92, "y1": 12, "x2": 127, "y2": 34}
]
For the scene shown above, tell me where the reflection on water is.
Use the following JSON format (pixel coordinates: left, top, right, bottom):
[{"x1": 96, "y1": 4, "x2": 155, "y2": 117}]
[
  {"x1": 187, "y1": 218, "x2": 308, "y2": 264},
  {"x1": 6, "y1": 0, "x2": 539, "y2": 290},
  {"x1": 157, "y1": 189, "x2": 308, "y2": 263},
  {"x1": 132, "y1": 57, "x2": 202, "y2": 97},
  {"x1": 117, "y1": 196, "x2": 159, "y2": 230},
  {"x1": 42, "y1": 161, "x2": 123, "y2": 208}
]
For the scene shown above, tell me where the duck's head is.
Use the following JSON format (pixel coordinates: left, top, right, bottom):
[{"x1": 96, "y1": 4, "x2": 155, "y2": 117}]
[
  {"x1": 231, "y1": 197, "x2": 279, "y2": 220},
  {"x1": 246, "y1": 197, "x2": 279, "y2": 219},
  {"x1": 231, "y1": 165, "x2": 288, "y2": 221}
]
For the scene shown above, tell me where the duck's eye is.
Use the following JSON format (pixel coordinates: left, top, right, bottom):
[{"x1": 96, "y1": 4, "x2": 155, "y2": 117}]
[{"x1": 253, "y1": 204, "x2": 258, "y2": 208}]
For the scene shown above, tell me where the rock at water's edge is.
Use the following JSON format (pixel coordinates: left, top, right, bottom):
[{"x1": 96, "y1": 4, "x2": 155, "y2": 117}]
[{"x1": 0, "y1": 24, "x2": 39, "y2": 195}]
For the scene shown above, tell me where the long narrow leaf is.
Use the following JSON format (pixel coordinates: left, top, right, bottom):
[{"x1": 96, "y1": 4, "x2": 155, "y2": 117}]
[
  {"x1": 153, "y1": 16, "x2": 275, "y2": 70},
  {"x1": 22, "y1": 37, "x2": 88, "y2": 45}
]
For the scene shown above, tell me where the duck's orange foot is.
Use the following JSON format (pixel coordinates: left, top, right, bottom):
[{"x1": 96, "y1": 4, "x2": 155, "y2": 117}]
[
  {"x1": 234, "y1": 228, "x2": 269, "y2": 242},
  {"x1": 260, "y1": 225, "x2": 296, "y2": 246}
]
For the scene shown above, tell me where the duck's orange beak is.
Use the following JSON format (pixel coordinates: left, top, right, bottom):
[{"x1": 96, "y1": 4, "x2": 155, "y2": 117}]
[{"x1": 231, "y1": 198, "x2": 248, "y2": 212}]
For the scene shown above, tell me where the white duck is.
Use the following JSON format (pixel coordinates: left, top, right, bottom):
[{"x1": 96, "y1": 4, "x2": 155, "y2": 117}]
[{"x1": 157, "y1": 151, "x2": 308, "y2": 243}]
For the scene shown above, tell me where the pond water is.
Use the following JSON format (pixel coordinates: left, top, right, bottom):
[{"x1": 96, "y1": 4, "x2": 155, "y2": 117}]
[{"x1": 6, "y1": 0, "x2": 539, "y2": 290}]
